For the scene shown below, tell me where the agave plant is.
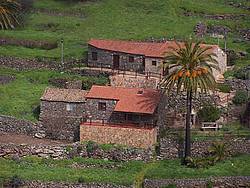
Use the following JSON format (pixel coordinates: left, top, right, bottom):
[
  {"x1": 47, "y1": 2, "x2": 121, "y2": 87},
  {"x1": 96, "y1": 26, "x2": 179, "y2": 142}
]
[
  {"x1": 209, "y1": 141, "x2": 226, "y2": 162},
  {"x1": 0, "y1": 0, "x2": 21, "y2": 29}
]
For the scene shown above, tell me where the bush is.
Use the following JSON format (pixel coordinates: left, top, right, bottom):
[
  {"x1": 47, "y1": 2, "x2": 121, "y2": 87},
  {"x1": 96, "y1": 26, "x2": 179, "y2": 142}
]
[
  {"x1": 232, "y1": 90, "x2": 249, "y2": 105},
  {"x1": 186, "y1": 156, "x2": 216, "y2": 168},
  {"x1": 217, "y1": 83, "x2": 231, "y2": 93},
  {"x1": 208, "y1": 141, "x2": 226, "y2": 162},
  {"x1": 78, "y1": 176, "x2": 85, "y2": 183},
  {"x1": 234, "y1": 67, "x2": 250, "y2": 80},
  {"x1": 17, "y1": 0, "x2": 33, "y2": 11},
  {"x1": 5, "y1": 175, "x2": 24, "y2": 188},
  {"x1": 197, "y1": 105, "x2": 221, "y2": 122},
  {"x1": 86, "y1": 141, "x2": 98, "y2": 157}
]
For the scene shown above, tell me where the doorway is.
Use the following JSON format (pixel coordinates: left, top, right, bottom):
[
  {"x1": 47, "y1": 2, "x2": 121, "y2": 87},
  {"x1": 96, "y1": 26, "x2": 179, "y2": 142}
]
[{"x1": 113, "y1": 55, "x2": 120, "y2": 69}]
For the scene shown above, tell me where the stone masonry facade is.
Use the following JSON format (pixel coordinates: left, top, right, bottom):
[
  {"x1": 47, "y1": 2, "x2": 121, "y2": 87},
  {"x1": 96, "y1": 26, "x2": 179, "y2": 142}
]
[
  {"x1": 85, "y1": 98, "x2": 116, "y2": 122},
  {"x1": 40, "y1": 101, "x2": 86, "y2": 141},
  {"x1": 88, "y1": 43, "x2": 227, "y2": 80},
  {"x1": 88, "y1": 46, "x2": 145, "y2": 72},
  {"x1": 80, "y1": 124, "x2": 158, "y2": 148}
]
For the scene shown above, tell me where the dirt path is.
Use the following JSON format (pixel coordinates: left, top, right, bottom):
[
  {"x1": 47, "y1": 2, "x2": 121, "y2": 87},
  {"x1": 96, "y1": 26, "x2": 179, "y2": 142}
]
[{"x1": 0, "y1": 132, "x2": 71, "y2": 145}]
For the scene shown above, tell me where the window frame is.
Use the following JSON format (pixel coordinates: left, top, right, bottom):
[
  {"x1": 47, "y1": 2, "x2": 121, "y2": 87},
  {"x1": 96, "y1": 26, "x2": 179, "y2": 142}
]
[
  {"x1": 92, "y1": 52, "x2": 98, "y2": 61},
  {"x1": 128, "y1": 56, "x2": 134, "y2": 63},
  {"x1": 98, "y1": 102, "x2": 106, "y2": 111},
  {"x1": 66, "y1": 103, "x2": 75, "y2": 111},
  {"x1": 152, "y1": 61, "x2": 157, "y2": 66}
]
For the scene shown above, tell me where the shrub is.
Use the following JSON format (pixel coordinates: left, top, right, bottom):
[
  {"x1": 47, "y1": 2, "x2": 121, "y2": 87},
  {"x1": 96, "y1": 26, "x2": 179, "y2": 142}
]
[
  {"x1": 5, "y1": 175, "x2": 24, "y2": 188},
  {"x1": 78, "y1": 176, "x2": 85, "y2": 183},
  {"x1": 232, "y1": 90, "x2": 249, "y2": 105},
  {"x1": 17, "y1": 0, "x2": 33, "y2": 11},
  {"x1": 86, "y1": 141, "x2": 98, "y2": 157},
  {"x1": 197, "y1": 105, "x2": 221, "y2": 122},
  {"x1": 217, "y1": 83, "x2": 231, "y2": 93},
  {"x1": 234, "y1": 67, "x2": 250, "y2": 80},
  {"x1": 186, "y1": 156, "x2": 216, "y2": 168},
  {"x1": 208, "y1": 141, "x2": 226, "y2": 162}
]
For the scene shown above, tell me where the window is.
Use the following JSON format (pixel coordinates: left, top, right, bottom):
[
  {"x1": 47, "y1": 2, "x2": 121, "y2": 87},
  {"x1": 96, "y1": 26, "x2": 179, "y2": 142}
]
[
  {"x1": 152, "y1": 61, "x2": 157, "y2": 66},
  {"x1": 129, "y1": 56, "x2": 134, "y2": 63},
  {"x1": 127, "y1": 114, "x2": 140, "y2": 122},
  {"x1": 92, "y1": 52, "x2": 98, "y2": 61},
  {"x1": 66, "y1": 103, "x2": 75, "y2": 111},
  {"x1": 98, "y1": 102, "x2": 106, "y2": 111}
]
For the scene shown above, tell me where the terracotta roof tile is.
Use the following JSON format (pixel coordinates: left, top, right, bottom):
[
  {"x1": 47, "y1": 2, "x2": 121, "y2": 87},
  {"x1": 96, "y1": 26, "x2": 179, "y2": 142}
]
[
  {"x1": 88, "y1": 39, "x2": 218, "y2": 58},
  {"x1": 41, "y1": 88, "x2": 87, "y2": 103},
  {"x1": 85, "y1": 85, "x2": 161, "y2": 114}
]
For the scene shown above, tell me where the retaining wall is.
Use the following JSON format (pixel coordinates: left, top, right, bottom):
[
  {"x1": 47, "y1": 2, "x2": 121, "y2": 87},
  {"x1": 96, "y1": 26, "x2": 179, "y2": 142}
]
[
  {"x1": 144, "y1": 176, "x2": 250, "y2": 188},
  {"x1": 80, "y1": 123, "x2": 158, "y2": 149}
]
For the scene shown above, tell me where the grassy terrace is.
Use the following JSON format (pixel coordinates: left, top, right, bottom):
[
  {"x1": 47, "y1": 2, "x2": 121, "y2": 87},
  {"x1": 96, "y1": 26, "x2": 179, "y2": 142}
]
[
  {"x1": 0, "y1": 68, "x2": 108, "y2": 121},
  {"x1": 0, "y1": 155, "x2": 249, "y2": 186},
  {"x1": 0, "y1": 0, "x2": 249, "y2": 67}
]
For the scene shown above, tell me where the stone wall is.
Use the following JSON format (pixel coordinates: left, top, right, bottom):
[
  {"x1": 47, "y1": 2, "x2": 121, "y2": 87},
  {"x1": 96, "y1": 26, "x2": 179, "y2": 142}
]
[
  {"x1": 213, "y1": 47, "x2": 227, "y2": 77},
  {"x1": 87, "y1": 46, "x2": 144, "y2": 72},
  {"x1": 0, "y1": 115, "x2": 41, "y2": 136},
  {"x1": 144, "y1": 57, "x2": 163, "y2": 74},
  {"x1": 144, "y1": 176, "x2": 250, "y2": 188},
  {"x1": 0, "y1": 136, "x2": 249, "y2": 161},
  {"x1": 85, "y1": 98, "x2": 116, "y2": 122},
  {"x1": 0, "y1": 56, "x2": 82, "y2": 71},
  {"x1": 20, "y1": 181, "x2": 131, "y2": 188},
  {"x1": 159, "y1": 137, "x2": 250, "y2": 159},
  {"x1": 40, "y1": 101, "x2": 86, "y2": 141},
  {"x1": 80, "y1": 124, "x2": 157, "y2": 149},
  {"x1": 0, "y1": 142, "x2": 153, "y2": 161},
  {"x1": 110, "y1": 74, "x2": 159, "y2": 89},
  {"x1": 0, "y1": 56, "x2": 58, "y2": 70}
]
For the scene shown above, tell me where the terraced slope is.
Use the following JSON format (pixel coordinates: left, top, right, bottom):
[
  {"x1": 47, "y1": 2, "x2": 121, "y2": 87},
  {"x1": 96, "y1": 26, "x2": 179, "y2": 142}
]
[{"x1": 0, "y1": 0, "x2": 249, "y2": 68}]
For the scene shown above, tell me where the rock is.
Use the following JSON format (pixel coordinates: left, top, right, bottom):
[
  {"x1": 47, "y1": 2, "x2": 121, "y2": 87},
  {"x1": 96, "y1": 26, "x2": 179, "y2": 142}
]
[{"x1": 34, "y1": 132, "x2": 46, "y2": 139}]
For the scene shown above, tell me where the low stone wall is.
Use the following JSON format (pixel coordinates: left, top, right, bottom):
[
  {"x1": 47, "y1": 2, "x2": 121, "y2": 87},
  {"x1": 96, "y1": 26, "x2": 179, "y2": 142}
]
[
  {"x1": 80, "y1": 124, "x2": 158, "y2": 149},
  {"x1": 22, "y1": 181, "x2": 131, "y2": 188},
  {"x1": 0, "y1": 37, "x2": 58, "y2": 50},
  {"x1": 0, "y1": 56, "x2": 83, "y2": 71},
  {"x1": 144, "y1": 176, "x2": 250, "y2": 188},
  {"x1": 159, "y1": 137, "x2": 250, "y2": 159},
  {"x1": 0, "y1": 115, "x2": 41, "y2": 136},
  {"x1": 0, "y1": 56, "x2": 58, "y2": 70},
  {"x1": 0, "y1": 142, "x2": 153, "y2": 161}
]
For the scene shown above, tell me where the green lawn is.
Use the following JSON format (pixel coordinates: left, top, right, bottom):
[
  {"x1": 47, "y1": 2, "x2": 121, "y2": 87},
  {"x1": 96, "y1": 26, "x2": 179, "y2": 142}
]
[
  {"x1": 0, "y1": 155, "x2": 249, "y2": 186},
  {"x1": 191, "y1": 122, "x2": 250, "y2": 141},
  {"x1": 0, "y1": 0, "x2": 249, "y2": 68},
  {"x1": 0, "y1": 67, "x2": 108, "y2": 121},
  {"x1": 145, "y1": 154, "x2": 250, "y2": 180}
]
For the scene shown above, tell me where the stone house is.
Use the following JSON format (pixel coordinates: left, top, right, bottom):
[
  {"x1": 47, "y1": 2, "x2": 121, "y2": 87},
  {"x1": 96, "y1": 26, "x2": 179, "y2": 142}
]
[
  {"x1": 40, "y1": 88, "x2": 87, "y2": 141},
  {"x1": 87, "y1": 39, "x2": 227, "y2": 81},
  {"x1": 80, "y1": 85, "x2": 162, "y2": 148}
]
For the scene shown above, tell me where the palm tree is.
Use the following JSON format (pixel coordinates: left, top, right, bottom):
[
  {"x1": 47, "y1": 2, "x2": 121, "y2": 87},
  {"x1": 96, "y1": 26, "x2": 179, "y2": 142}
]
[
  {"x1": 160, "y1": 40, "x2": 219, "y2": 163},
  {"x1": 0, "y1": 0, "x2": 21, "y2": 29}
]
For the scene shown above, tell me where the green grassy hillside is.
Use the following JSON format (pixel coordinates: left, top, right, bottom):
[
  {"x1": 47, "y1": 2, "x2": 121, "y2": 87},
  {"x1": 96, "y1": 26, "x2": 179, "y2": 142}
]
[{"x1": 0, "y1": 0, "x2": 249, "y2": 67}]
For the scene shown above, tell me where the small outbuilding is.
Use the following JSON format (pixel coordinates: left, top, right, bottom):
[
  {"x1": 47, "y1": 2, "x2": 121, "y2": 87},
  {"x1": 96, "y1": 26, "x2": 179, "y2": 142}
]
[{"x1": 40, "y1": 87, "x2": 87, "y2": 141}]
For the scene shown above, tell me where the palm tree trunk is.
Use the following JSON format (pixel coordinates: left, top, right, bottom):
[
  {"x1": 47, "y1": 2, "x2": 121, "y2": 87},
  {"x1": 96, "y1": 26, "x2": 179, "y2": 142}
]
[{"x1": 184, "y1": 89, "x2": 192, "y2": 162}]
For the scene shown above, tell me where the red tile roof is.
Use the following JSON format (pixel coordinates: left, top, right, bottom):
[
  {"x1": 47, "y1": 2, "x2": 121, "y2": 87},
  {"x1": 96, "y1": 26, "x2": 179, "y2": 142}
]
[
  {"x1": 88, "y1": 39, "x2": 218, "y2": 58},
  {"x1": 85, "y1": 85, "x2": 161, "y2": 114}
]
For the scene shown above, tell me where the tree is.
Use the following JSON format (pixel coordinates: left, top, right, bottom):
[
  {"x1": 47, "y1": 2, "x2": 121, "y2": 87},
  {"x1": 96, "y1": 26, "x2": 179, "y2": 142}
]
[
  {"x1": 0, "y1": 0, "x2": 21, "y2": 29},
  {"x1": 160, "y1": 40, "x2": 219, "y2": 163}
]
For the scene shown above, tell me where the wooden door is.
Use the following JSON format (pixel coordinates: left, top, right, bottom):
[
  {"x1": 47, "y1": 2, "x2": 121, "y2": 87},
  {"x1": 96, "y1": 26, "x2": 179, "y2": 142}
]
[{"x1": 113, "y1": 55, "x2": 120, "y2": 69}]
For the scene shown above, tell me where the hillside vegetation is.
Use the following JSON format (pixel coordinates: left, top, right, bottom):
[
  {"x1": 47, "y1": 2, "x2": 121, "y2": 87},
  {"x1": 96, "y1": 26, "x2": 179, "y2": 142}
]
[{"x1": 0, "y1": 0, "x2": 249, "y2": 68}]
